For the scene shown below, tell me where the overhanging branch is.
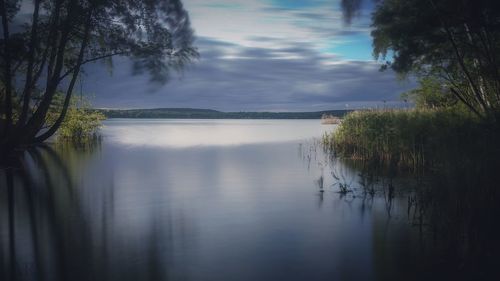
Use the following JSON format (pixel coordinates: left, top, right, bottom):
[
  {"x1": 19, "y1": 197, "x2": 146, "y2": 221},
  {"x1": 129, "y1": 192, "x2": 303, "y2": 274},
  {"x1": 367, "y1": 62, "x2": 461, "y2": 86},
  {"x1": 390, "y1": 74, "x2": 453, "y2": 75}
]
[{"x1": 58, "y1": 51, "x2": 127, "y2": 81}]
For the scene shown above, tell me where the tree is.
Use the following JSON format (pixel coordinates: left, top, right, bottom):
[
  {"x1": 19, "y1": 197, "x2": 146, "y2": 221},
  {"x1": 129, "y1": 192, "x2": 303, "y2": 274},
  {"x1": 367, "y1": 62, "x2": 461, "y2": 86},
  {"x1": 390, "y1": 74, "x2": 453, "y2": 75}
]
[
  {"x1": 341, "y1": 0, "x2": 363, "y2": 24},
  {"x1": 401, "y1": 77, "x2": 457, "y2": 109},
  {"x1": 0, "y1": 0, "x2": 198, "y2": 155},
  {"x1": 371, "y1": 0, "x2": 500, "y2": 120}
]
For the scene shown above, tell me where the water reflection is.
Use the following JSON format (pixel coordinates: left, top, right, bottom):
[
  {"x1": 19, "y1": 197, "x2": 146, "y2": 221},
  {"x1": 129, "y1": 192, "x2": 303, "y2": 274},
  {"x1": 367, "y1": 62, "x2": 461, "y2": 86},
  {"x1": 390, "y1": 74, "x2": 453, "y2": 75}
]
[
  {"x1": 0, "y1": 144, "x2": 193, "y2": 281},
  {"x1": 103, "y1": 119, "x2": 332, "y2": 148},
  {"x1": 303, "y1": 139, "x2": 500, "y2": 280},
  {"x1": 0, "y1": 120, "x2": 498, "y2": 281}
]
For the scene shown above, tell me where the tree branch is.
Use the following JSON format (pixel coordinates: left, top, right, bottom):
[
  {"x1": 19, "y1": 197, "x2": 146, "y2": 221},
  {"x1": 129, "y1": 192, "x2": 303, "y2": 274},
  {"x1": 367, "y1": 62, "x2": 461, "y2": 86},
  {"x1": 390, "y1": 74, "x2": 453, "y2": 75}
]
[
  {"x1": 450, "y1": 87, "x2": 484, "y2": 119},
  {"x1": 58, "y1": 51, "x2": 127, "y2": 81},
  {"x1": 428, "y1": 0, "x2": 489, "y2": 114},
  {"x1": 36, "y1": 8, "x2": 94, "y2": 143},
  {"x1": 23, "y1": 0, "x2": 78, "y2": 142},
  {"x1": 44, "y1": 0, "x2": 63, "y2": 90},
  {"x1": 18, "y1": 0, "x2": 42, "y2": 126}
]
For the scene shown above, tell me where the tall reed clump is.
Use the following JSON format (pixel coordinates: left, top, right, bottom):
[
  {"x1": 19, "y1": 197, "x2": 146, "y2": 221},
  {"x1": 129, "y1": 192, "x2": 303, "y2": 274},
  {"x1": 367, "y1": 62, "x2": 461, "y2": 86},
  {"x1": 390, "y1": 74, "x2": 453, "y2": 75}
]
[{"x1": 323, "y1": 108, "x2": 486, "y2": 171}]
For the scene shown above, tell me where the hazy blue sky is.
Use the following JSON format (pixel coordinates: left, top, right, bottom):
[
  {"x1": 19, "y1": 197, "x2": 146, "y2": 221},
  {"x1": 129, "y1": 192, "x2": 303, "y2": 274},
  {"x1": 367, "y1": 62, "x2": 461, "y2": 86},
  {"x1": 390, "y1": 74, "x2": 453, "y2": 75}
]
[{"x1": 84, "y1": 0, "x2": 415, "y2": 111}]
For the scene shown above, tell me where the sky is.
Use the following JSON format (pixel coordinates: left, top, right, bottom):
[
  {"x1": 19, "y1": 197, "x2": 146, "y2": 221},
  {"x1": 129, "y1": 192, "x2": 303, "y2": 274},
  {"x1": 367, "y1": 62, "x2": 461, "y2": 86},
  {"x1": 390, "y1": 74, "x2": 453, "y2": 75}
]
[{"x1": 83, "y1": 0, "x2": 415, "y2": 111}]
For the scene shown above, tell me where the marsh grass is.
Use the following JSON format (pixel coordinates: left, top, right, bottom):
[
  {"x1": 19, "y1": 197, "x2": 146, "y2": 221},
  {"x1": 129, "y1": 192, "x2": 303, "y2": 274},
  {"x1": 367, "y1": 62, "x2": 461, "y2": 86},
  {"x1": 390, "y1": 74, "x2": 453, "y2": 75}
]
[{"x1": 322, "y1": 108, "x2": 493, "y2": 172}]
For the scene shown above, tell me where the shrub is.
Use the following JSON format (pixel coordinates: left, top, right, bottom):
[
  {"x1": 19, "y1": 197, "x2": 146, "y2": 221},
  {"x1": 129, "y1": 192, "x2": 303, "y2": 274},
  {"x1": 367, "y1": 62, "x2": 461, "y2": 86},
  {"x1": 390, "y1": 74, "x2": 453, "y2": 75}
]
[{"x1": 57, "y1": 108, "x2": 106, "y2": 142}]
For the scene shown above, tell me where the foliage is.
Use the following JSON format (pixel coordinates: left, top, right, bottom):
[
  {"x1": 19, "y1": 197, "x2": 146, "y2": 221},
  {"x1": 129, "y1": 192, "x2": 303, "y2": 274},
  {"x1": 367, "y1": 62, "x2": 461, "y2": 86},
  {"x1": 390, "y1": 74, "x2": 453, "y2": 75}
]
[
  {"x1": 45, "y1": 93, "x2": 105, "y2": 142},
  {"x1": 1, "y1": 0, "x2": 198, "y2": 151},
  {"x1": 340, "y1": 0, "x2": 363, "y2": 24},
  {"x1": 371, "y1": 0, "x2": 500, "y2": 120},
  {"x1": 323, "y1": 108, "x2": 484, "y2": 171},
  {"x1": 58, "y1": 108, "x2": 105, "y2": 142},
  {"x1": 401, "y1": 77, "x2": 458, "y2": 109}
]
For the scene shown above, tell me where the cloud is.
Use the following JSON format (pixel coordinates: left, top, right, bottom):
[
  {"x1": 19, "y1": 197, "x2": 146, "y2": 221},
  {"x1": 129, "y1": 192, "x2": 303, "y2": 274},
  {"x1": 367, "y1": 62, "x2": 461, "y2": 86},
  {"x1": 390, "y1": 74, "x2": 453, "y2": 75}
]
[
  {"x1": 82, "y1": 36, "x2": 415, "y2": 111},
  {"x1": 6, "y1": 0, "x2": 407, "y2": 111},
  {"x1": 183, "y1": 0, "x2": 373, "y2": 59}
]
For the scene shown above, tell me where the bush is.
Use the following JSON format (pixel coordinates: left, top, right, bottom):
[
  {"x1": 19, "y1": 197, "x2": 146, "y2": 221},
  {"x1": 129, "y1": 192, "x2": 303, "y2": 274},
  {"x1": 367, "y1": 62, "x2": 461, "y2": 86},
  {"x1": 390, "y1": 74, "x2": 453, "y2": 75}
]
[
  {"x1": 57, "y1": 108, "x2": 105, "y2": 142},
  {"x1": 53, "y1": 95, "x2": 106, "y2": 144}
]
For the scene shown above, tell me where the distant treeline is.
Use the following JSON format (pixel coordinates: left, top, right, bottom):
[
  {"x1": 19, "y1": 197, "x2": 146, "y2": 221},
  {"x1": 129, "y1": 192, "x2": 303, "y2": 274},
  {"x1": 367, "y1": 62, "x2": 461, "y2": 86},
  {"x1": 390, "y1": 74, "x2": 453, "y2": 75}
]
[{"x1": 98, "y1": 108, "x2": 352, "y2": 119}]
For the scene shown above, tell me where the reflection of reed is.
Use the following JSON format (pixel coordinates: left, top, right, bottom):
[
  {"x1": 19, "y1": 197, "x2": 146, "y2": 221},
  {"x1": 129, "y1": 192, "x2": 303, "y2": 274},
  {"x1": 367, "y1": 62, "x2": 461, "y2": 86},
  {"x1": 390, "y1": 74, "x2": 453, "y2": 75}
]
[
  {"x1": 330, "y1": 158, "x2": 354, "y2": 197},
  {"x1": 319, "y1": 135, "x2": 500, "y2": 279}
]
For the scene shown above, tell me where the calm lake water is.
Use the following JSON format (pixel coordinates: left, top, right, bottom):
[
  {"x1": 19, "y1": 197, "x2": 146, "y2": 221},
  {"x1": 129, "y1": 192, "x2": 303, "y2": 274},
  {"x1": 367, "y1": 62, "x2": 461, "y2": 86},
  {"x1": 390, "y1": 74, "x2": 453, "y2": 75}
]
[{"x1": 0, "y1": 119, "x2": 476, "y2": 280}]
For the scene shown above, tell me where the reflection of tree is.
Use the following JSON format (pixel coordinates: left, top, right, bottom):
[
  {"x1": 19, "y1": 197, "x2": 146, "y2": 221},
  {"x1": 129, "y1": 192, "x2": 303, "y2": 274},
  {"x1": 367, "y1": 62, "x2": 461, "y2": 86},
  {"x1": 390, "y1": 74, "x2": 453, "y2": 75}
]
[{"x1": 0, "y1": 145, "x2": 190, "y2": 281}]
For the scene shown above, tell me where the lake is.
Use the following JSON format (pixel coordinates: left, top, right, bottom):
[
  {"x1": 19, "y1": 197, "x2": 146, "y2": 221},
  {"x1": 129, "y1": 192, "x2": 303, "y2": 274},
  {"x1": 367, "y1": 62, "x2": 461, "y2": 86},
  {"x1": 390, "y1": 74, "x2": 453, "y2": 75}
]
[{"x1": 0, "y1": 119, "x2": 491, "y2": 281}]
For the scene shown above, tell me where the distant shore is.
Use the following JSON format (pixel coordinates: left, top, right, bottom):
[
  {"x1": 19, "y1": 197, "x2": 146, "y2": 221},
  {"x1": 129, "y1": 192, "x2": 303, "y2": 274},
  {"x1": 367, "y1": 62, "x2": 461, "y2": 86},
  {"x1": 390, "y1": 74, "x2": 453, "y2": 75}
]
[{"x1": 97, "y1": 108, "x2": 352, "y2": 119}]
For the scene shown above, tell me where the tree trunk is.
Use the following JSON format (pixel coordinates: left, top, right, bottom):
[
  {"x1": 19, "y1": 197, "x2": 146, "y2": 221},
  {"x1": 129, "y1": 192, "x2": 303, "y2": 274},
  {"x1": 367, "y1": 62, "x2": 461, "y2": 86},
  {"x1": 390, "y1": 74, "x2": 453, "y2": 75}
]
[
  {"x1": 20, "y1": 0, "x2": 77, "y2": 143},
  {"x1": 35, "y1": 10, "x2": 93, "y2": 143},
  {"x1": 1, "y1": 0, "x2": 13, "y2": 135}
]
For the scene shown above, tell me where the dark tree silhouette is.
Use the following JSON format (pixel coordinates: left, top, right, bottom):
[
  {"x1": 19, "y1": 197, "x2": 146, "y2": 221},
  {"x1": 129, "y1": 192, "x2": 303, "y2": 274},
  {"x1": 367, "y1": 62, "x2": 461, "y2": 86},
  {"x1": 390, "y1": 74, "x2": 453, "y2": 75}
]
[
  {"x1": 371, "y1": 0, "x2": 500, "y2": 120},
  {"x1": 340, "y1": 0, "x2": 500, "y2": 120},
  {"x1": 0, "y1": 0, "x2": 198, "y2": 156}
]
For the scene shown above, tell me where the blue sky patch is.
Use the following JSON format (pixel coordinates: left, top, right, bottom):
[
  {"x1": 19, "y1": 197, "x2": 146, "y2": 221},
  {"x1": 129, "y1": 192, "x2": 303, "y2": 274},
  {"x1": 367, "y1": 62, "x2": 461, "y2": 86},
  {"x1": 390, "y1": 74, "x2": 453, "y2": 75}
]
[
  {"x1": 266, "y1": 0, "x2": 328, "y2": 9},
  {"x1": 325, "y1": 33, "x2": 373, "y2": 61}
]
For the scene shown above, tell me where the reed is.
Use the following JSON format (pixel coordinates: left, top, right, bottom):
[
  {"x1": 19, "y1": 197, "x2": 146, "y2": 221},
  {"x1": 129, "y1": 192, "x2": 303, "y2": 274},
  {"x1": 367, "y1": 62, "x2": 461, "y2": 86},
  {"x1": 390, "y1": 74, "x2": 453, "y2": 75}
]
[{"x1": 323, "y1": 108, "x2": 490, "y2": 171}]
